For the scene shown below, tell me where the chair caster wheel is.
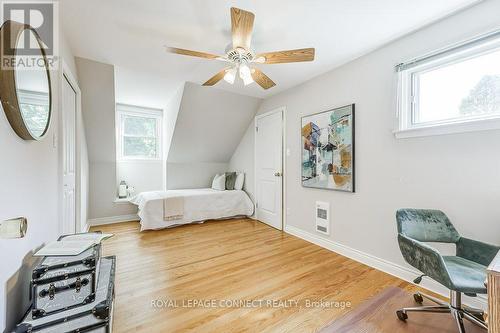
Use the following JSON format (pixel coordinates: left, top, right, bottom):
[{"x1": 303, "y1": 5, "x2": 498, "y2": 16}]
[
  {"x1": 413, "y1": 293, "x2": 423, "y2": 304},
  {"x1": 397, "y1": 310, "x2": 408, "y2": 321}
]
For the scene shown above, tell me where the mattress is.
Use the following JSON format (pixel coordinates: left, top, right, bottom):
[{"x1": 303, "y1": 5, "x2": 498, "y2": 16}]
[{"x1": 130, "y1": 188, "x2": 254, "y2": 231}]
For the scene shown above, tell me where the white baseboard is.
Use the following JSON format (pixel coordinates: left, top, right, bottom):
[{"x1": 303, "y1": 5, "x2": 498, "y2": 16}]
[
  {"x1": 88, "y1": 214, "x2": 139, "y2": 227},
  {"x1": 284, "y1": 224, "x2": 487, "y2": 310}
]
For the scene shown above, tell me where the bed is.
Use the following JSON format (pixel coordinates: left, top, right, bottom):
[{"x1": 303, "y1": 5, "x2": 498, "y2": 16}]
[{"x1": 130, "y1": 188, "x2": 254, "y2": 231}]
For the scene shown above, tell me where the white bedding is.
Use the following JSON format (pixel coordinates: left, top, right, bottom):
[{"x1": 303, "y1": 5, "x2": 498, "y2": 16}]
[{"x1": 130, "y1": 188, "x2": 254, "y2": 231}]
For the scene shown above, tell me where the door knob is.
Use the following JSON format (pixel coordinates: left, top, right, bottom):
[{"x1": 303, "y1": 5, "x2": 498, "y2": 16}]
[{"x1": 274, "y1": 172, "x2": 282, "y2": 177}]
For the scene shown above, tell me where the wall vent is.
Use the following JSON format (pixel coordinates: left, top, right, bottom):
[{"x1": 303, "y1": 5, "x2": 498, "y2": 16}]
[{"x1": 315, "y1": 201, "x2": 330, "y2": 235}]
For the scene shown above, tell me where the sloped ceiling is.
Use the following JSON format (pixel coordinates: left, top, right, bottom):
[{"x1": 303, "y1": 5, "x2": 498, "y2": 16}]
[
  {"x1": 60, "y1": 0, "x2": 480, "y2": 99},
  {"x1": 168, "y1": 82, "x2": 261, "y2": 163}
]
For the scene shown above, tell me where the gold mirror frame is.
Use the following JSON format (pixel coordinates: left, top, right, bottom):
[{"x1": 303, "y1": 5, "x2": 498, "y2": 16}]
[{"x1": 0, "y1": 20, "x2": 52, "y2": 141}]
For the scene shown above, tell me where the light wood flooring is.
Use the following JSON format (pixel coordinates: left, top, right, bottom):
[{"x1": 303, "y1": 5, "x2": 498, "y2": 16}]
[{"x1": 92, "y1": 218, "x2": 419, "y2": 333}]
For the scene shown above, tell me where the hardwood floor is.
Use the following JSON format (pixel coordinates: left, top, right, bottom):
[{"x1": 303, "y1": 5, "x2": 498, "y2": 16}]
[{"x1": 91, "y1": 219, "x2": 417, "y2": 333}]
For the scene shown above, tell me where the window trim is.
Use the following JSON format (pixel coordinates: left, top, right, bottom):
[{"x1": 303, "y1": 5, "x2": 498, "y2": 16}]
[
  {"x1": 395, "y1": 29, "x2": 500, "y2": 139},
  {"x1": 116, "y1": 104, "x2": 163, "y2": 161},
  {"x1": 18, "y1": 89, "x2": 50, "y2": 107}
]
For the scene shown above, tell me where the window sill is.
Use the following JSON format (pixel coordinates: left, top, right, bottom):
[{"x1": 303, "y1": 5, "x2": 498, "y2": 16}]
[
  {"x1": 117, "y1": 159, "x2": 163, "y2": 163},
  {"x1": 394, "y1": 117, "x2": 500, "y2": 139},
  {"x1": 114, "y1": 197, "x2": 132, "y2": 204}
]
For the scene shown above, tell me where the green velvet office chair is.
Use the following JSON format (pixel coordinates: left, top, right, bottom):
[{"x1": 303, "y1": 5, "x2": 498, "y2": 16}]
[{"x1": 396, "y1": 208, "x2": 499, "y2": 332}]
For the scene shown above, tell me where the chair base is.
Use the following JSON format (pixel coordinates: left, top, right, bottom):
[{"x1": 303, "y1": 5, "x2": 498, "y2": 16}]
[{"x1": 396, "y1": 290, "x2": 487, "y2": 333}]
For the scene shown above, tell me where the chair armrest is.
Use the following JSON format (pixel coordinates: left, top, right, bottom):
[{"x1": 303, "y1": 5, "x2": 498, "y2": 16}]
[
  {"x1": 398, "y1": 234, "x2": 452, "y2": 287},
  {"x1": 456, "y1": 237, "x2": 500, "y2": 267}
]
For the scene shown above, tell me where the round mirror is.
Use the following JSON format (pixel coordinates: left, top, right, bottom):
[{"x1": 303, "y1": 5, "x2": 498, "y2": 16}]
[{"x1": 0, "y1": 21, "x2": 52, "y2": 140}]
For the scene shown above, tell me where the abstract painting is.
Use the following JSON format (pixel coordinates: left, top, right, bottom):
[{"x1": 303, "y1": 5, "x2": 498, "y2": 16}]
[{"x1": 301, "y1": 104, "x2": 355, "y2": 192}]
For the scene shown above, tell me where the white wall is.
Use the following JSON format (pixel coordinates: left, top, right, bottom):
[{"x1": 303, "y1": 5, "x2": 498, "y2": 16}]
[
  {"x1": 0, "y1": 69, "x2": 59, "y2": 333},
  {"x1": 164, "y1": 85, "x2": 184, "y2": 161},
  {"x1": 228, "y1": 122, "x2": 256, "y2": 202},
  {"x1": 75, "y1": 58, "x2": 137, "y2": 219},
  {"x1": 117, "y1": 160, "x2": 163, "y2": 194},
  {"x1": 114, "y1": 68, "x2": 186, "y2": 193},
  {"x1": 166, "y1": 162, "x2": 228, "y2": 190},
  {"x1": 231, "y1": 0, "x2": 500, "y2": 290},
  {"x1": 59, "y1": 43, "x2": 89, "y2": 234},
  {"x1": 80, "y1": 64, "x2": 186, "y2": 218},
  {"x1": 167, "y1": 82, "x2": 261, "y2": 189},
  {"x1": 163, "y1": 85, "x2": 185, "y2": 190},
  {"x1": 115, "y1": 85, "x2": 184, "y2": 195},
  {"x1": 77, "y1": 129, "x2": 89, "y2": 232},
  {"x1": 0, "y1": 26, "x2": 80, "y2": 330},
  {"x1": 168, "y1": 82, "x2": 261, "y2": 163}
]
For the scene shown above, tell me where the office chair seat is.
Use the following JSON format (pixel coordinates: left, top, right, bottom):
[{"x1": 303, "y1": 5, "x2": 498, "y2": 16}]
[
  {"x1": 396, "y1": 208, "x2": 499, "y2": 332},
  {"x1": 442, "y1": 256, "x2": 487, "y2": 294}
]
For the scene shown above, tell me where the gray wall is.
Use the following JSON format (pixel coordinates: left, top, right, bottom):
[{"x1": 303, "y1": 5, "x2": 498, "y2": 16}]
[
  {"x1": 167, "y1": 82, "x2": 261, "y2": 189},
  {"x1": 0, "y1": 28, "x2": 82, "y2": 331},
  {"x1": 231, "y1": 0, "x2": 500, "y2": 274},
  {"x1": 75, "y1": 58, "x2": 136, "y2": 219}
]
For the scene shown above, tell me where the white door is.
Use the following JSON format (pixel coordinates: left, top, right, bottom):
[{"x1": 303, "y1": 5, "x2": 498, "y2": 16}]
[
  {"x1": 62, "y1": 75, "x2": 77, "y2": 234},
  {"x1": 255, "y1": 110, "x2": 283, "y2": 230}
]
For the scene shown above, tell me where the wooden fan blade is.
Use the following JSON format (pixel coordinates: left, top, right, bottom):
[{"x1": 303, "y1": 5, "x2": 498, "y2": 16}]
[
  {"x1": 202, "y1": 68, "x2": 230, "y2": 86},
  {"x1": 166, "y1": 47, "x2": 221, "y2": 60},
  {"x1": 251, "y1": 68, "x2": 276, "y2": 90},
  {"x1": 231, "y1": 7, "x2": 255, "y2": 50},
  {"x1": 255, "y1": 48, "x2": 315, "y2": 64}
]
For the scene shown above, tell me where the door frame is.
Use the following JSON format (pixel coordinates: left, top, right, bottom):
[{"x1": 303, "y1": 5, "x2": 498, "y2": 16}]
[
  {"x1": 59, "y1": 60, "x2": 83, "y2": 234},
  {"x1": 254, "y1": 106, "x2": 286, "y2": 231}
]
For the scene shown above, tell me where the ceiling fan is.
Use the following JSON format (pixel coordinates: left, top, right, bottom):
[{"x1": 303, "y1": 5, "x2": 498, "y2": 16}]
[{"x1": 165, "y1": 7, "x2": 315, "y2": 90}]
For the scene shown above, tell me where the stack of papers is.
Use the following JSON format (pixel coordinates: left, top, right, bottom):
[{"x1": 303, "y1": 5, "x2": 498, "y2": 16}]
[
  {"x1": 62, "y1": 233, "x2": 114, "y2": 243},
  {"x1": 34, "y1": 240, "x2": 95, "y2": 256},
  {"x1": 34, "y1": 233, "x2": 114, "y2": 256}
]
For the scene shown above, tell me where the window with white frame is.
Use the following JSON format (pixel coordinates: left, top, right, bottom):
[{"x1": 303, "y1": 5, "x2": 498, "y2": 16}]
[
  {"x1": 116, "y1": 104, "x2": 163, "y2": 160},
  {"x1": 396, "y1": 30, "x2": 500, "y2": 138}
]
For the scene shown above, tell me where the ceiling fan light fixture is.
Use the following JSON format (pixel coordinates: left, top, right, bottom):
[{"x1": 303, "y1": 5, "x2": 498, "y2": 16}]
[
  {"x1": 223, "y1": 67, "x2": 237, "y2": 84},
  {"x1": 242, "y1": 75, "x2": 253, "y2": 86},
  {"x1": 165, "y1": 7, "x2": 314, "y2": 90},
  {"x1": 239, "y1": 64, "x2": 253, "y2": 85},
  {"x1": 253, "y1": 56, "x2": 265, "y2": 64}
]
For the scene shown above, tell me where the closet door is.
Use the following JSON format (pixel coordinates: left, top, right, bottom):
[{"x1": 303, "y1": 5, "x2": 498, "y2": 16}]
[{"x1": 255, "y1": 109, "x2": 283, "y2": 230}]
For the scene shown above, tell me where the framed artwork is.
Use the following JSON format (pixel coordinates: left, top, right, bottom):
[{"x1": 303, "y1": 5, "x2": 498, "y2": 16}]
[{"x1": 301, "y1": 104, "x2": 355, "y2": 192}]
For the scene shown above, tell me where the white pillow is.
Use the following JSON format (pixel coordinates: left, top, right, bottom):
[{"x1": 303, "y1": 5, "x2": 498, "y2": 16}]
[
  {"x1": 211, "y1": 174, "x2": 219, "y2": 186},
  {"x1": 234, "y1": 173, "x2": 245, "y2": 190},
  {"x1": 211, "y1": 174, "x2": 226, "y2": 191}
]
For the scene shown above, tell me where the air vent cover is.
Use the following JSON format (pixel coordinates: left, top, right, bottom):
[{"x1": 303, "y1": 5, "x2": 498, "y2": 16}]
[{"x1": 316, "y1": 201, "x2": 330, "y2": 235}]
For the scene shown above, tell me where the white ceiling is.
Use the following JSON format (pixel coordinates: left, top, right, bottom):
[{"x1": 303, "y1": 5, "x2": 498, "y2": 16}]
[
  {"x1": 61, "y1": 0, "x2": 480, "y2": 101},
  {"x1": 114, "y1": 66, "x2": 182, "y2": 109}
]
